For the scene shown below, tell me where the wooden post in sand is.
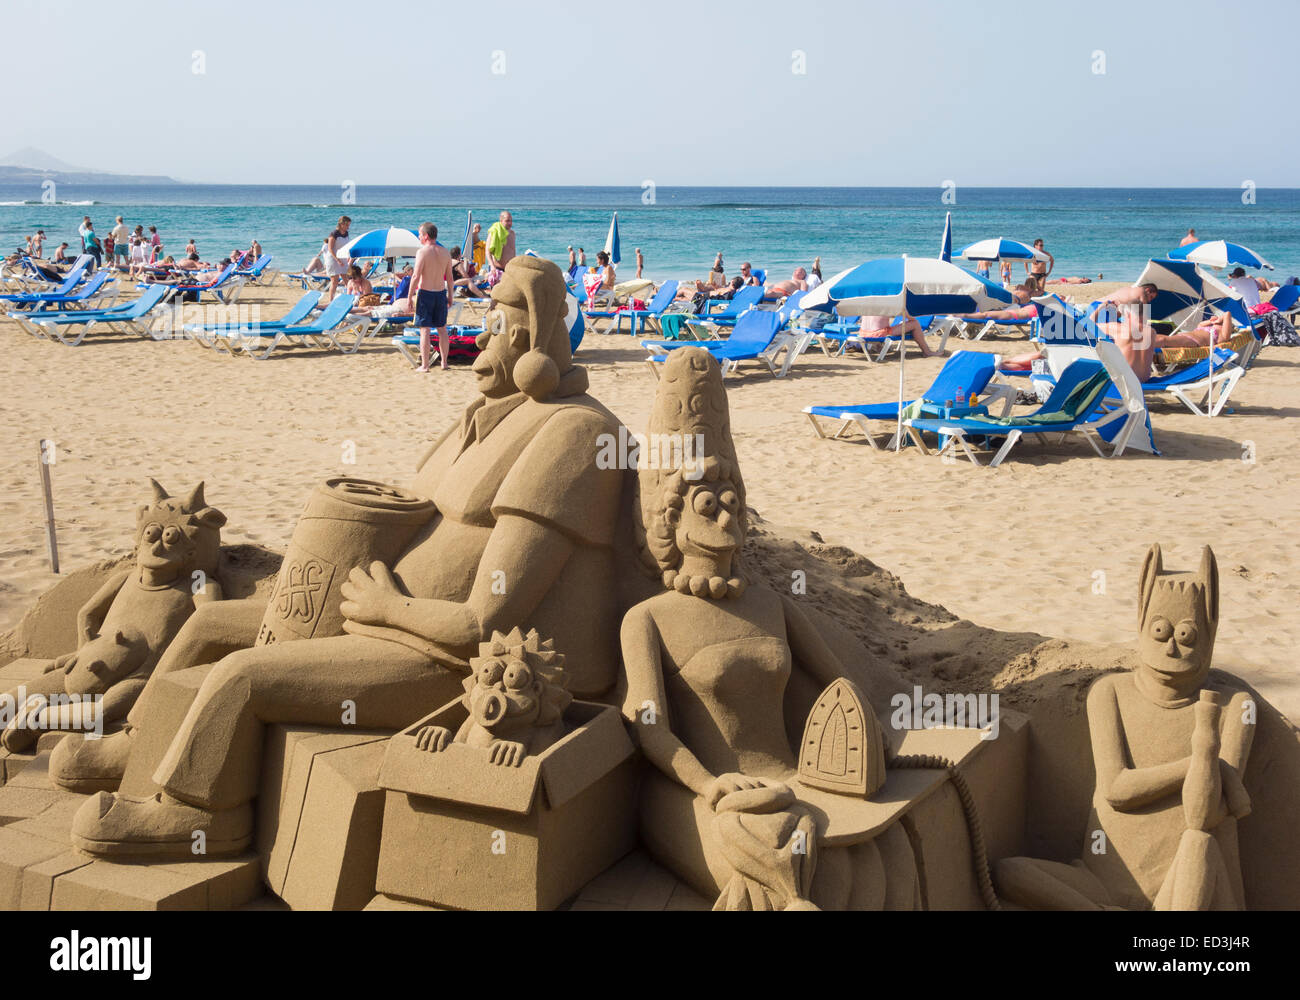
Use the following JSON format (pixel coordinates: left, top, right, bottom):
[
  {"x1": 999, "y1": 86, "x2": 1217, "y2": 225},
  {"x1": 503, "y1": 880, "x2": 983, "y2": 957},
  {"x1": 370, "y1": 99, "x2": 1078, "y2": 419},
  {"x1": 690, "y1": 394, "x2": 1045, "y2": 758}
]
[{"x1": 38, "y1": 439, "x2": 59, "y2": 574}]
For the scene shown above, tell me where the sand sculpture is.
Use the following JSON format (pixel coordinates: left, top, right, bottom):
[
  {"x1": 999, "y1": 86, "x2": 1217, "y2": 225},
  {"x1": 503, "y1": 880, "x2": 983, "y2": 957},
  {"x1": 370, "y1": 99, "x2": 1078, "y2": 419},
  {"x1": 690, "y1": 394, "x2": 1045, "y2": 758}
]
[
  {"x1": 412, "y1": 627, "x2": 573, "y2": 764},
  {"x1": 55, "y1": 255, "x2": 628, "y2": 858},
  {"x1": 1, "y1": 254, "x2": 1295, "y2": 911},
  {"x1": 621, "y1": 347, "x2": 928, "y2": 910},
  {"x1": 996, "y1": 544, "x2": 1254, "y2": 910},
  {"x1": 1, "y1": 481, "x2": 226, "y2": 753},
  {"x1": 375, "y1": 628, "x2": 638, "y2": 909}
]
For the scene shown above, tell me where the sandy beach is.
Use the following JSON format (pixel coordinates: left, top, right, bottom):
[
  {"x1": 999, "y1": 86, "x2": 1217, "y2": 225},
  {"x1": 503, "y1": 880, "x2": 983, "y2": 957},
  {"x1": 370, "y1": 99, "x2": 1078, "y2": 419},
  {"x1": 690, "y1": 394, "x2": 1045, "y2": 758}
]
[{"x1": 1, "y1": 277, "x2": 1296, "y2": 723}]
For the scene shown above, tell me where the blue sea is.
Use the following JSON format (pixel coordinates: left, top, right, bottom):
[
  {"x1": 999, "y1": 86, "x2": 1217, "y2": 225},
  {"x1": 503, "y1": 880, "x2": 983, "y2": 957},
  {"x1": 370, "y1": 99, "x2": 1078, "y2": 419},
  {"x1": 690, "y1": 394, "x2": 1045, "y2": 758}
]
[{"x1": 3, "y1": 185, "x2": 1298, "y2": 283}]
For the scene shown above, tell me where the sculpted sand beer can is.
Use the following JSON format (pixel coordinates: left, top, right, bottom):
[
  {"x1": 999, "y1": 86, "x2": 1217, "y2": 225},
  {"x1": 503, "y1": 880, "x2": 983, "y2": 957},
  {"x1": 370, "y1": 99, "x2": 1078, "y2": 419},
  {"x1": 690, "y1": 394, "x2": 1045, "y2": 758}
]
[{"x1": 256, "y1": 478, "x2": 434, "y2": 646}]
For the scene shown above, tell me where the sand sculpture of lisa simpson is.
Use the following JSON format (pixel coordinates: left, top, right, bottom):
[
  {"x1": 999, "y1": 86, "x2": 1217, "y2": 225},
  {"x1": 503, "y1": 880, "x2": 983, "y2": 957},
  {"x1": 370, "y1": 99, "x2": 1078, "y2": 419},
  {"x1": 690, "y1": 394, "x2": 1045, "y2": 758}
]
[
  {"x1": 1, "y1": 481, "x2": 226, "y2": 753},
  {"x1": 619, "y1": 347, "x2": 921, "y2": 911},
  {"x1": 997, "y1": 544, "x2": 1254, "y2": 910},
  {"x1": 59, "y1": 255, "x2": 627, "y2": 858}
]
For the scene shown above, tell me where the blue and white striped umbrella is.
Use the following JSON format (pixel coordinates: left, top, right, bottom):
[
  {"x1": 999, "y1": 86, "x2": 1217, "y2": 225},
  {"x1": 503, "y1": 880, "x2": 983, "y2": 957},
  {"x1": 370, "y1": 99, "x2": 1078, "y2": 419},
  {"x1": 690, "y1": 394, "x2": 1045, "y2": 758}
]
[
  {"x1": 800, "y1": 256, "x2": 1014, "y2": 315},
  {"x1": 1136, "y1": 258, "x2": 1248, "y2": 330},
  {"x1": 338, "y1": 227, "x2": 421, "y2": 259},
  {"x1": 461, "y1": 211, "x2": 473, "y2": 260},
  {"x1": 959, "y1": 237, "x2": 1049, "y2": 263},
  {"x1": 940, "y1": 212, "x2": 952, "y2": 263},
  {"x1": 800, "y1": 257, "x2": 1013, "y2": 451},
  {"x1": 1167, "y1": 240, "x2": 1273, "y2": 271},
  {"x1": 604, "y1": 212, "x2": 621, "y2": 265}
]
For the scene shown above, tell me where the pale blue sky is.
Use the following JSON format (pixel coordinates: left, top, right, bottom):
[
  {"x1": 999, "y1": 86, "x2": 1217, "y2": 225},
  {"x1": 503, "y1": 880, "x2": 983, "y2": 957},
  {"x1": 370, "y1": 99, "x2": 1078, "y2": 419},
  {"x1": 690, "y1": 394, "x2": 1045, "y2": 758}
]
[{"x1": 6, "y1": 0, "x2": 1295, "y2": 186}]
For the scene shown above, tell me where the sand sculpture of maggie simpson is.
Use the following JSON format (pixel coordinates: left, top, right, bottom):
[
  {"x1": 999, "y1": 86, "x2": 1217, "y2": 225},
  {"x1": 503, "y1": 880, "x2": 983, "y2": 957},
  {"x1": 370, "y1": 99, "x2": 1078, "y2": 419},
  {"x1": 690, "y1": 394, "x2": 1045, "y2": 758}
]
[{"x1": 0, "y1": 255, "x2": 1295, "y2": 911}]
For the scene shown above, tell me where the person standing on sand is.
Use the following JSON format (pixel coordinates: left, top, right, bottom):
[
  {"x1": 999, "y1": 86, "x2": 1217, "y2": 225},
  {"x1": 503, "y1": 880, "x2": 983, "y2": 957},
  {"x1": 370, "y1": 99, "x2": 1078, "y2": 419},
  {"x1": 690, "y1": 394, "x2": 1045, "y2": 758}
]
[
  {"x1": 31, "y1": 229, "x2": 44, "y2": 258},
  {"x1": 486, "y1": 210, "x2": 515, "y2": 286},
  {"x1": 1025, "y1": 238, "x2": 1053, "y2": 286},
  {"x1": 409, "y1": 221, "x2": 454, "y2": 373},
  {"x1": 1180, "y1": 228, "x2": 1198, "y2": 247},
  {"x1": 148, "y1": 225, "x2": 163, "y2": 262},
  {"x1": 322, "y1": 215, "x2": 351, "y2": 303},
  {"x1": 111, "y1": 216, "x2": 130, "y2": 268}
]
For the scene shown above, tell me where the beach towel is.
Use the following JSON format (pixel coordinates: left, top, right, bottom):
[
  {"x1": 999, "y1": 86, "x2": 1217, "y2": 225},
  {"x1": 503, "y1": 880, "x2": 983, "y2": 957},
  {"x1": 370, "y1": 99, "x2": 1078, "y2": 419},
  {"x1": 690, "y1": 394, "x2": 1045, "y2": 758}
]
[
  {"x1": 659, "y1": 314, "x2": 688, "y2": 340},
  {"x1": 486, "y1": 222, "x2": 510, "y2": 263},
  {"x1": 582, "y1": 271, "x2": 606, "y2": 303}
]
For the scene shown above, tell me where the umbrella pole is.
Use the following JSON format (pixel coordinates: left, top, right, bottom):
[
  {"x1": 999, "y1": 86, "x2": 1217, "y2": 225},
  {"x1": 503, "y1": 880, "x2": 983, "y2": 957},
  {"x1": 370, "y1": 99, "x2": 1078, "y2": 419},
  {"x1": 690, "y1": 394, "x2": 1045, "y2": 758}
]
[{"x1": 896, "y1": 307, "x2": 907, "y2": 452}]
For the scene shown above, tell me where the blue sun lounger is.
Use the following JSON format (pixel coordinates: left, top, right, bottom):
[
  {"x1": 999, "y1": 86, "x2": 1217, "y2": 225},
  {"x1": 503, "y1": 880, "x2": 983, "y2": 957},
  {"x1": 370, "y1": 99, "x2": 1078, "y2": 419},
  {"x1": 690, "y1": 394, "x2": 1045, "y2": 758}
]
[
  {"x1": 184, "y1": 290, "x2": 323, "y2": 352},
  {"x1": 0, "y1": 261, "x2": 90, "y2": 304},
  {"x1": 235, "y1": 294, "x2": 366, "y2": 359},
  {"x1": 607, "y1": 281, "x2": 681, "y2": 337},
  {"x1": 803, "y1": 350, "x2": 1016, "y2": 449},
  {"x1": 809, "y1": 314, "x2": 958, "y2": 361},
  {"x1": 233, "y1": 254, "x2": 278, "y2": 285},
  {"x1": 141, "y1": 263, "x2": 243, "y2": 305},
  {"x1": 390, "y1": 324, "x2": 486, "y2": 368},
  {"x1": 12, "y1": 284, "x2": 170, "y2": 345},
  {"x1": 644, "y1": 297, "x2": 808, "y2": 378},
  {"x1": 905, "y1": 357, "x2": 1142, "y2": 467},
  {"x1": 3, "y1": 269, "x2": 116, "y2": 312},
  {"x1": 684, "y1": 284, "x2": 764, "y2": 338}
]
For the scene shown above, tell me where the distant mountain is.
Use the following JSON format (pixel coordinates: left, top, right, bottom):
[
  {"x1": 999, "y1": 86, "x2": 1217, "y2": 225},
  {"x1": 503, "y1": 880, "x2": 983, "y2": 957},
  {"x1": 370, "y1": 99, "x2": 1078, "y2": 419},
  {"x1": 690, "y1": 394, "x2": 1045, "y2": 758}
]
[{"x1": 0, "y1": 147, "x2": 179, "y2": 186}]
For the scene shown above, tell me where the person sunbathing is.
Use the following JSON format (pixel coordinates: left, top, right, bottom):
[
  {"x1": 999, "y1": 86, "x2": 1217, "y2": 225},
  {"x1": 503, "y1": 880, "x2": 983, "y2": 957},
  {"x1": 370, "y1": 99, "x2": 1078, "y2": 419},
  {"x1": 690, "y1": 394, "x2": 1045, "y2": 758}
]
[
  {"x1": 345, "y1": 264, "x2": 373, "y2": 297},
  {"x1": 594, "y1": 250, "x2": 616, "y2": 291},
  {"x1": 858, "y1": 314, "x2": 940, "y2": 357},
  {"x1": 1106, "y1": 309, "x2": 1237, "y2": 381},
  {"x1": 960, "y1": 285, "x2": 1035, "y2": 322},
  {"x1": 1047, "y1": 275, "x2": 1093, "y2": 284},
  {"x1": 1090, "y1": 282, "x2": 1158, "y2": 322},
  {"x1": 450, "y1": 247, "x2": 487, "y2": 298},
  {"x1": 765, "y1": 267, "x2": 810, "y2": 299},
  {"x1": 352, "y1": 266, "x2": 416, "y2": 318}
]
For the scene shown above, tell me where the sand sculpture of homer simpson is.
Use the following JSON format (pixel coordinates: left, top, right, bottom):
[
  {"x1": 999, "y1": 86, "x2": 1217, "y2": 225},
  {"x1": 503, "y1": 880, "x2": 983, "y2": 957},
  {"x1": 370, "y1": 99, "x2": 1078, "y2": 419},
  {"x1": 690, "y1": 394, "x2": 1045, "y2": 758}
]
[{"x1": 59, "y1": 256, "x2": 628, "y2": 858}]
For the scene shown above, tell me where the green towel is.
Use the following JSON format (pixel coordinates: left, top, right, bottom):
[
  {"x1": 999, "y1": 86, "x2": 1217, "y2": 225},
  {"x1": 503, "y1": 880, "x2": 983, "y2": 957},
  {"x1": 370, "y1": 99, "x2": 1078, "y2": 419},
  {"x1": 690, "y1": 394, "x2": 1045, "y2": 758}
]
[
  {"x1": 659, "y1": 314, "x2": 688, "y2": 340},
  {"x1": 486, "y1": 222, "x2": 509, "y2": 262},
  {"x1": 951, "y1": 371, "x2": 1111, "y2": 427}
]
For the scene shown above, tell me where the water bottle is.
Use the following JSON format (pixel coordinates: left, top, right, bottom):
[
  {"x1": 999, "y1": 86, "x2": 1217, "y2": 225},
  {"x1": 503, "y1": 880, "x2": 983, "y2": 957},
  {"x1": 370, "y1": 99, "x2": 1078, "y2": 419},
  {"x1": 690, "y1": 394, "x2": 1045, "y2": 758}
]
[{"x1": 955, "y1": 386, "x2": 965, "y2": 406}]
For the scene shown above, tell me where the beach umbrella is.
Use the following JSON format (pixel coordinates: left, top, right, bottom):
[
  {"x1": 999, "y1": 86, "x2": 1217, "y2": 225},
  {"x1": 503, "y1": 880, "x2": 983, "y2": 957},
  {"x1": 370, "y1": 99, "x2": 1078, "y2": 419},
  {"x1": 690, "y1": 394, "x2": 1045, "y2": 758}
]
[
  {"x1": 939, "y1": 213, "x2": 952, "y2": 263},
  {"x1": 1136, "y1": 258, "x2": 1246, "y2": 330},
  {"x1": 802, "y1": 256, "x2": 1013, "y2": 450},
  {"x1": 461, "y1": 211, "x2": 474, "y2": 261},
  {"x1": 1135, "y1": 258, "x2": 1251, "y2": 419},
  {"x1": 604, "y1": 212, "x2": 621, "y2": 265},
  {"x1": 1167, "y1": 240, "x2": 1273, "y2": 271},
  {"x1": 338, "y1": 227, "x2": 420, "y2": 259},
  {"x1": 958, "y1": 238, "x2": 1049, "y2": 263}
]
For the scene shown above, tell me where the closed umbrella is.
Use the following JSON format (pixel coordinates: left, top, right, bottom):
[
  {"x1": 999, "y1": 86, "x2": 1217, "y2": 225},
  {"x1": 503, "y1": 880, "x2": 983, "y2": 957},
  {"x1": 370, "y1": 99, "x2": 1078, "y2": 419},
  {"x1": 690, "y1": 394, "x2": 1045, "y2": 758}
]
[
  {"x1": 461, "y1": 211, "x2": 474, "y2": 261},
  {"x1": 604, "y1": 212, "x2": 621, "y2": 265},
  {"x1": 802, "y1": 256, "x2": 1013, "y2": 449},
  {"x1": 940, "y1": 212, "x2": 952, "y2": 263}
]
